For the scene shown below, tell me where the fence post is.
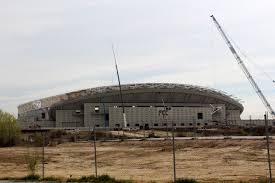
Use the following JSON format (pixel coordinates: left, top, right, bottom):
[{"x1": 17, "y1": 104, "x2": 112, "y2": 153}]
[
  {"x1": 172, "y1": 121, "x2": 176, "y2": 182},
  {"x1": 93, "y1": 127, "x2": 98, "y2": 177},
  {"x1": 42, "y1": 132, "x2": 45, "y2": 179},
  {"x1": 264, "y1": 113, "x2": 272, "y2": 183}
]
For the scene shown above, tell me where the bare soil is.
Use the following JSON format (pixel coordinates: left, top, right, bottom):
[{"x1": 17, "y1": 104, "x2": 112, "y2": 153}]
[{"x1": 0, "y1": 139, "x2": 274, "y2": 182}]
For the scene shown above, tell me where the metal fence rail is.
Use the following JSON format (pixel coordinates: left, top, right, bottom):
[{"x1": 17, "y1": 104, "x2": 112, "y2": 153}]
[{"x1": 0, "y1": 128, "x2": 274, "y2": 183}]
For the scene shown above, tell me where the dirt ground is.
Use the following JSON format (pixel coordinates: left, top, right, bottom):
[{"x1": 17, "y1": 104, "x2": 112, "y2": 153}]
[{"x1": 0, "y1": 139, "x2": 274, "y2": 182}]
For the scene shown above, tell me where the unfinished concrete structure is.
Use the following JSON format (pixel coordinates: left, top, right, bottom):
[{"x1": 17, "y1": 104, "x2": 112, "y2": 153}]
[{"x1": 18, "y1": 83, "x2": 243, "y2": 129}]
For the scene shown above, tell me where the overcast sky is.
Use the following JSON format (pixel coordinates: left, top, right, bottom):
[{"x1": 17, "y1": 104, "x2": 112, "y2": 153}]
[{"x1": 0, "y1": 0, "x2": 275, "y2": 119}]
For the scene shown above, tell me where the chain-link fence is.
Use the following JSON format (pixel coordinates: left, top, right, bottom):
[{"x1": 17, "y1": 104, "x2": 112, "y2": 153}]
[{"x1": 0, "y1": 129, "x2": 274, "y2": 182}]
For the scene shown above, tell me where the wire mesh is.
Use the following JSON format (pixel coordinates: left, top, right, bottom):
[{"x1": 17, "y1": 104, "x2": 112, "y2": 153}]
[{"x1": 0, "y1": 129, "x2": 275, "y2": 182}]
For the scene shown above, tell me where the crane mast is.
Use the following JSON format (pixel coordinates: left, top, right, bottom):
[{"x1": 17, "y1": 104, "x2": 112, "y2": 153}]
[
  {"x1": 112, "y1": 44, "x2": 127, "y2": 128},
  {"x1": 210, "y1": 15, "x2": 275, "y2": 117}
]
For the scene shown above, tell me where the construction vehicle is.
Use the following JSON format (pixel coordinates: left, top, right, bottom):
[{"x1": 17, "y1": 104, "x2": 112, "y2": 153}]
[{"x1": 210, "y1": 15, "x2": 275, "y2": 118}]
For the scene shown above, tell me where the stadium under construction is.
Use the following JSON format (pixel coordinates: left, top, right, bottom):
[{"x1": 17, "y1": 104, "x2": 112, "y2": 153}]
[{"x1": 17, "y1": 83, "x2": 252, "y2": 130}]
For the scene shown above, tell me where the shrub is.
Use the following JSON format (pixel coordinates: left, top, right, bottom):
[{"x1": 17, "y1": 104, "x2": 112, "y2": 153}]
[
  {"x1": 20, "y1": 174, "x2": 40, "y2": 181},
  {"x1": 245, "y1": 127, "x2": 265, "y2": 136},
  {"x1": 0, "y1": 177, "x2": 17, "y2": 180},
  {"x1": 49, "y1": 129, "x2": 66, "y2": 138},
  {"x1": 43, "y1": 176, "x2": 61, "y2": 181},
  {"x1": 175, "y1": 131, "x2": 186, "y2": 137},
  {"x1": 148, "y1": 132, "x2": 157, "y2": 138},
  {"x1": 66, "y1": 178, "x2": 79, "y2": 182},
  {"x1": 0, "y1": 110, "x2": 20, "y2": 147},
  {"x1": 69, "y1": 133, "x2": 77, "y2": 142},
  {"x1": 239, "y1": 129, "x2": 249, "y2": 136},
  {"x1": 28, "y1": 132, "x2": 50, "y2": 147},
  {"x1": 175, "y1": 178, "x2": 199, "y2": 183},
  {"x1": 258, "y1": 179, "x2": 268, "y2": 183},
  {"x1": 66, "y1": 175, "x2": 133, "y2": 183},
  {"x1": 32, "y1": 132, "x2": 43, "y2": 146},
  {"x1": 25, "y1": 150, "x2": 40, "y2": 176},
  {"x1": 33, "y1": 132, "x2": 47, "y2": 147},
  {"x1": 97, "y1": 174, "x2": 116, "y2": 182},
  {"x1": 78, "y1": 175, "x2": 96, "y2": 182}
]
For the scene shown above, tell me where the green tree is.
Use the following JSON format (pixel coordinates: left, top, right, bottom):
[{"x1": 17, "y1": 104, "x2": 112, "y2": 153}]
[{"x1": 0, "y1": 109, "x2": 20, "y2": 146}]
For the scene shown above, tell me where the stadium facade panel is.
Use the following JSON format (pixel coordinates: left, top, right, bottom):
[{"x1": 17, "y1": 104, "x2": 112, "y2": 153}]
[{"x1": 17, "y1": 83, "x2": 243, "y2": 129}]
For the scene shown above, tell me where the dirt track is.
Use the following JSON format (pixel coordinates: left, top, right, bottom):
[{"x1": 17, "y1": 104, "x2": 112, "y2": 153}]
[{"x1": 0, "y1": 139, "x2": 274, "y2": 182}]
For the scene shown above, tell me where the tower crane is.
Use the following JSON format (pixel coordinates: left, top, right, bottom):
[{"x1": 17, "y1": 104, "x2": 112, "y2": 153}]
[{"x1": 210, "y1": 15, "x2": 275, "y2": 118}]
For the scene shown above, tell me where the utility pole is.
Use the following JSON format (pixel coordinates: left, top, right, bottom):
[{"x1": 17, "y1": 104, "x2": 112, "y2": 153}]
[
  {"x1": 264, "y1": 113, "x2": 272, "y2": 183},
  {"x1": 42, "y1": 132, "x2": 45, "y2": 179}
]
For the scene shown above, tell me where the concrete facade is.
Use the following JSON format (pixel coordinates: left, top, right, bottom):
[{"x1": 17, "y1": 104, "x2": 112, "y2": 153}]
[
  {"x1": 240, "y1": 119, "x2": 275, "y2": 127},
  {"x1": 108, "y1": 106, "x2": 214, "y2": 128},
  {"x1": 17, "y1": 83, "x2": 243, "y2": 129}
]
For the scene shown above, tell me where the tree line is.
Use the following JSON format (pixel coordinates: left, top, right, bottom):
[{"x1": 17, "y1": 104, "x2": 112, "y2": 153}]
[{"x1": 0, "y1": 109, "x2": 20, "y2": 146}]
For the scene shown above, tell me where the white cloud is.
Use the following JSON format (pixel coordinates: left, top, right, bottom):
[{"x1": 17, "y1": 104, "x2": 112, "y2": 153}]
[{"x1": 0, "y1": 0, "x2": 275, "y2": 118}]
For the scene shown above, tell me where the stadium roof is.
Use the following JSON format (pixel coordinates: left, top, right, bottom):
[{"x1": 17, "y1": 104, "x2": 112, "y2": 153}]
[{"x1": 18, "y1": 83, "x2": 244, "y2": 113}]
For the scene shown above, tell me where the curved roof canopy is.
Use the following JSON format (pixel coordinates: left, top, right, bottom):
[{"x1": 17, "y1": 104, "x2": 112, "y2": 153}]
[{"x1": 18, "y1": 83, "x2": 244, "y2": 114}]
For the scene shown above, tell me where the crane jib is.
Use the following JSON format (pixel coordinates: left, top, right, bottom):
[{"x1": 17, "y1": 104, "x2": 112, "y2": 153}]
[
  {"x1": 211, "y1": 15, "x2": 275, "y2": 118},
  {"x1": 229, "y1": 46, "x2": 236, "y2": 54}
]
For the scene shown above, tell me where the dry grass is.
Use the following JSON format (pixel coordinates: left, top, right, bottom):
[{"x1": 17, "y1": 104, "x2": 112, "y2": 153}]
[{"x1": 0, "y1": 139, "x2": 274, "y2": 182}]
